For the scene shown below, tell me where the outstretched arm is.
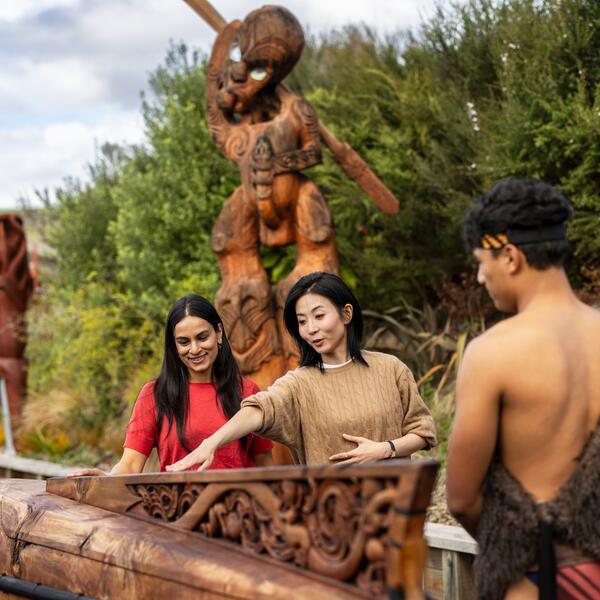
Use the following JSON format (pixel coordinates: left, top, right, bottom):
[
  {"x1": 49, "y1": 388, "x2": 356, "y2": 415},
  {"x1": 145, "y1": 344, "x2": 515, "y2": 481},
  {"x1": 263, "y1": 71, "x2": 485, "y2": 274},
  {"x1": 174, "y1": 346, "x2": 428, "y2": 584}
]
[
  {"x1": 168, "y1": 372, "x2": 302, "y2": 471},
  {"x1": 166, "y1": 406, "x2": 263, "y2": 471},
  {"x1": 446, "y1": 339, "x2": 500, "y2": 537},
  {"x1": 68, "y1": 448, "x2": 148, "y2": 477}
]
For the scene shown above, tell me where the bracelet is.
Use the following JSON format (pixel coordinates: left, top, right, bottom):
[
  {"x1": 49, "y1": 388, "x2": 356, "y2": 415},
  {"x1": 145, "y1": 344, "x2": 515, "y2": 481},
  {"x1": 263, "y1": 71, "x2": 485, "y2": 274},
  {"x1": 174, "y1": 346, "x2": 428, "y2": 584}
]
[{"x1": 386, "y1": 440, "x2": 396, "y2": 459}]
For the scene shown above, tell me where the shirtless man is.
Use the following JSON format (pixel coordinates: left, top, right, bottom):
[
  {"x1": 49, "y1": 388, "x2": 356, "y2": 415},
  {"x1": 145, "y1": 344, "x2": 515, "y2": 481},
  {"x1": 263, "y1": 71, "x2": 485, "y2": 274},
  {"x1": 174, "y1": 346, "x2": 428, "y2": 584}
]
[{"x1": 447, "y1": 179, "x2": 600, "y2": 599}]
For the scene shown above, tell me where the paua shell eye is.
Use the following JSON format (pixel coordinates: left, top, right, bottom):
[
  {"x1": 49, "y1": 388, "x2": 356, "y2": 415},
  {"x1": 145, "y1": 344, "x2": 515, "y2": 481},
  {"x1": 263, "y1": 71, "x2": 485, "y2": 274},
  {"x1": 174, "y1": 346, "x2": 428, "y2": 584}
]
[
  {"x1": 250, "y1": 67, "x2": 268, "y2": 81},
  {"x1": 229, "y1": 45, "x2": 242, "y2": 62}
]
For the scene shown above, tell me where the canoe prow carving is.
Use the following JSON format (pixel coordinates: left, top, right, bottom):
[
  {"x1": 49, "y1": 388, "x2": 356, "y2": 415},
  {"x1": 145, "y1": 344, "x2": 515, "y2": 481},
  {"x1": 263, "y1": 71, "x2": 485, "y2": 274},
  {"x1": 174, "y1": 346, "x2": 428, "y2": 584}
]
[{"x1": 45, "y1": 461, "x2": 438, "y2": 598}]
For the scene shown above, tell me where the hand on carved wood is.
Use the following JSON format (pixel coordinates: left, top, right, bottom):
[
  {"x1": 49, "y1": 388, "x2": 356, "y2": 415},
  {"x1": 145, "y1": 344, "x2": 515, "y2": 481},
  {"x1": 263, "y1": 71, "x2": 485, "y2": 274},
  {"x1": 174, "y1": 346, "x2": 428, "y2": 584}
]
[
  {"x1": 67, "y1": 468, "x2": 108, "y2": 477},
  {"x1": 328, "y1": 434, "x2": 390, "y2": 465},
  {"x1": 165, "y1": 438, "x2": 216, "y2": 472}
]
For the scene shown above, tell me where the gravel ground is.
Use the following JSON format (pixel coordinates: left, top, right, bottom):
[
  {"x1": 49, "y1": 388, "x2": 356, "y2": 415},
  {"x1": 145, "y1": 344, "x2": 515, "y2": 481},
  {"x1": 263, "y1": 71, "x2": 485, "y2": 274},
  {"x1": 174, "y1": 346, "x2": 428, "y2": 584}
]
[{"x1": 426, "y1": 471, "x2": 460, "y2": 527}]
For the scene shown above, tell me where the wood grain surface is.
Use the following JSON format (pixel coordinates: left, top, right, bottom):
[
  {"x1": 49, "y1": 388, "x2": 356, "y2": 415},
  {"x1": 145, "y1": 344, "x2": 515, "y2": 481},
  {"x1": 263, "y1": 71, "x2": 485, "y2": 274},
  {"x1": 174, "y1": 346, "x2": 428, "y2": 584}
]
[{"x1": 0, "y1": 480, "x2": 370, "y2": 599}]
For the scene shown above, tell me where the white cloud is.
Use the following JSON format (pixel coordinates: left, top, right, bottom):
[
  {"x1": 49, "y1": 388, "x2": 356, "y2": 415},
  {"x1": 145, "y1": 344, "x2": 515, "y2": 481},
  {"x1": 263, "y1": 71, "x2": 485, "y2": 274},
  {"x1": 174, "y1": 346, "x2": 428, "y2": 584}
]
[
  {"x1": 0, "y1": 58, "x2": 108, "y2": 115},
  {"x1": 0, "y1": 111, "x2": 144, "y2": 208},
  {"x1": 0, "y1": 0, "x2": 78, "y2": 22}
]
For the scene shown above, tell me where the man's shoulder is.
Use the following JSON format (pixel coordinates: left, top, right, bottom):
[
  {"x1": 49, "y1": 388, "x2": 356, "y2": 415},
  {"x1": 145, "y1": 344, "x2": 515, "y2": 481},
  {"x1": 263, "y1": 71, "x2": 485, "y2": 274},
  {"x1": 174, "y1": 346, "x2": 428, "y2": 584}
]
[
  {"x1": 462, "y1": 320, "x2": 519, "y2": 374},
  {"x1": 579, "y1": 300, "x2": 600, "y2": 323},
  {"x1": 464, "y1": 313, "x2": 557, "y2": 377},
  {"x1": 470, "y1": 313, "x2": 533, "y2": 348}
]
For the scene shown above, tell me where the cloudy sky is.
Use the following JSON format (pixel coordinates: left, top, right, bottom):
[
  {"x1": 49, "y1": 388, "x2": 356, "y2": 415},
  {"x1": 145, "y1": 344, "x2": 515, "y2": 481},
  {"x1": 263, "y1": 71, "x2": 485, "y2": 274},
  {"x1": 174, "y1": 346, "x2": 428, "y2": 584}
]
[{"x1": 0, "y1": 0, "x2": 445, "y2": 210}]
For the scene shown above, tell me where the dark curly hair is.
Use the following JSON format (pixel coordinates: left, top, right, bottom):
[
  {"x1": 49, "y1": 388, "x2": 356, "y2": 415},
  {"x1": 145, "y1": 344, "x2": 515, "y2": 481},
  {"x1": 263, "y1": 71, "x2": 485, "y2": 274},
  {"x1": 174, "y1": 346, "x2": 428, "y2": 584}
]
[{"x1": 464, "y1": 179, "x2": 573, "y2": 269}]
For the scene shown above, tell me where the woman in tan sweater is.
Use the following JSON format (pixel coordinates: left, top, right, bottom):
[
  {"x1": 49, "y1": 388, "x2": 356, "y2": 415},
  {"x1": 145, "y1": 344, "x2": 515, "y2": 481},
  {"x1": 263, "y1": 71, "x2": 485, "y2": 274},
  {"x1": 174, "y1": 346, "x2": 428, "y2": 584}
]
[{"x1": 167, "y1": 272, "x2": 436, "y2": 470}]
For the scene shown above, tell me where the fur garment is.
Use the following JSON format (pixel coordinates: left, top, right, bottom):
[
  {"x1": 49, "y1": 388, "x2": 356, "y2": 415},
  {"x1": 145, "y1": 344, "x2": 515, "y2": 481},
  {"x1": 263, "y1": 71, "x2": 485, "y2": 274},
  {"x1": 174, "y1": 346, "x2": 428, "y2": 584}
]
[{"x1": 474, "y1": 423, "x2": 600, "y2": 600}]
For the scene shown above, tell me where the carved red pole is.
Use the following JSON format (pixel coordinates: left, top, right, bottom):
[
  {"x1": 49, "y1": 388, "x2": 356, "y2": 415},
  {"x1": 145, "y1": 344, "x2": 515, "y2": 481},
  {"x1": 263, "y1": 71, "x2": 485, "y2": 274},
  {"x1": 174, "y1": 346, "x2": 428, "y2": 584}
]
[{"x1": 0, "y1": 214, "x2": 34, "y2": 426}]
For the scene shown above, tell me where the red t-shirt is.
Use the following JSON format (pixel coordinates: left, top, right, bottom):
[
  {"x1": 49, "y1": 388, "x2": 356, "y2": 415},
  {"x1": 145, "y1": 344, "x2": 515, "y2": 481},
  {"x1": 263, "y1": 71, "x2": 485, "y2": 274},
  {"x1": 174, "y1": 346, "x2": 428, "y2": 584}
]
[{"x1": 124, "y1": 378, "x2": 273, "y2": 471}]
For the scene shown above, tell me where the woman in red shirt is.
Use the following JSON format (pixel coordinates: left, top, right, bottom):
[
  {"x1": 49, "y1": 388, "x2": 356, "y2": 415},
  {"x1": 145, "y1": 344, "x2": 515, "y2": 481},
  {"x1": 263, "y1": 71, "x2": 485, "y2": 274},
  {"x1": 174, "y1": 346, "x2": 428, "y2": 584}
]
[{"x1": 70, "y1": 294, "x2": 273, "y2": 475}]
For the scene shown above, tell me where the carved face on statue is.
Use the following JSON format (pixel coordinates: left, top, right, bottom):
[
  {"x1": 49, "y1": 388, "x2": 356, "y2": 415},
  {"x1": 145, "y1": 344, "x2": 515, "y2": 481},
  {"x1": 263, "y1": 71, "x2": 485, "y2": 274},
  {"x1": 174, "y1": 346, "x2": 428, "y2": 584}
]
[{"x1": 215, "y1": 5, "x2": 304, "y2": 116}]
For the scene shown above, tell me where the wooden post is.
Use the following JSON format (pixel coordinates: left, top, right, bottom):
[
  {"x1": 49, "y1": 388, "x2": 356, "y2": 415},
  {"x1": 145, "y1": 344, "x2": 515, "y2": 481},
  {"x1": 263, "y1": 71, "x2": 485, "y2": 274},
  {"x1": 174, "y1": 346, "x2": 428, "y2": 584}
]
[
  {"x1": 424, "y1": 523, "x2": 477, "y2": 599},
  {"x1": 442, "y1": 550, "x2": 475, "y2": 599},
  {"x1": 0, "y1": 379, "x2": 15, "y2": 455}
]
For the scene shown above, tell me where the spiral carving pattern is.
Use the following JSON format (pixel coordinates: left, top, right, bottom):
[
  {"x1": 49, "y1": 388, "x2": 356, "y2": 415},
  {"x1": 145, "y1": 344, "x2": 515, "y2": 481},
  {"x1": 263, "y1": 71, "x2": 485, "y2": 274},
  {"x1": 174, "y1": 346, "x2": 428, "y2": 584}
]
[{"x1": 129, "y1": 476, "x2": 401, "y2": 595}]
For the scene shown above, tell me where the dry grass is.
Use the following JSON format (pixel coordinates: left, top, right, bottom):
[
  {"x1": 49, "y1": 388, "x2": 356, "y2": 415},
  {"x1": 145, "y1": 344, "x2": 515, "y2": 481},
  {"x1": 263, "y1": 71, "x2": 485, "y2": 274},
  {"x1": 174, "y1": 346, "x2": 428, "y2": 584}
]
[{"x1": 17, "y1": 385, "x2": 129, "y2": 464}]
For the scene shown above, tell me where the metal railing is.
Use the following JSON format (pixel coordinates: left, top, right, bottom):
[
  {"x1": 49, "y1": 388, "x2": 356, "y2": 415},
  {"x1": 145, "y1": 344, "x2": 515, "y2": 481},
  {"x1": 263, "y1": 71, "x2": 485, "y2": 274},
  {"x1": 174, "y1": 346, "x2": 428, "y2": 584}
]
[{"x1": 0, "y1": 378, "x2": 15, "y2": 455}]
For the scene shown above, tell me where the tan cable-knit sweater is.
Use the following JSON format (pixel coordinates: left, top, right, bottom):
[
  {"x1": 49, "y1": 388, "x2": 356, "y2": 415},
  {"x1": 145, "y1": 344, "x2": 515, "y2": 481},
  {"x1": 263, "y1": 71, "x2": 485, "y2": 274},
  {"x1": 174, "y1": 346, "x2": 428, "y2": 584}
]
[{"x1": 241, "y1": 350, "x2": 437, "y2": 464}]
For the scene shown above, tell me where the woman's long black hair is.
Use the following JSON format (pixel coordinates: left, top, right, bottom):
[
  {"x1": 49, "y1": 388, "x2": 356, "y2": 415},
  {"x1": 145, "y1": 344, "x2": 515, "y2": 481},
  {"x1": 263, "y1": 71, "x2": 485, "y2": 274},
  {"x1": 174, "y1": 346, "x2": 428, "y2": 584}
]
[
  {"x1": 283, "y1": 272, "x2": 368, "y2": 370},
  {"x1": 154, "y1": 294, "x2": 244, "y2": 451}
]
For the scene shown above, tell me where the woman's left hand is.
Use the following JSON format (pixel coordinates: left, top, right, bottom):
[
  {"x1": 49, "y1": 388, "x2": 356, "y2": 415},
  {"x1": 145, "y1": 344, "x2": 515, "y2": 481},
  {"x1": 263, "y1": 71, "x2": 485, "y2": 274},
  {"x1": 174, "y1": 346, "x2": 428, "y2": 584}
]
[
  {"x1": 329, "y1": 434, "x2": 390, "y2": 464},
  {"x1": 67, "y1": 468, "x2": 108, "y2": 477}
]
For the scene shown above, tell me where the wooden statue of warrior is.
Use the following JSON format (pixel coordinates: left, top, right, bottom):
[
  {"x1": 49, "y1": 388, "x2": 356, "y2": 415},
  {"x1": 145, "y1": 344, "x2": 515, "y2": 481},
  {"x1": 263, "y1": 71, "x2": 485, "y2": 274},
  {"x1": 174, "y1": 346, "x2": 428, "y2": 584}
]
[
  {"x1": 206, "y1": 5, "x2": 398, "y2": 388},
  {"x1": 0, "y1": 214, "x2": 34, "y2": 424}
]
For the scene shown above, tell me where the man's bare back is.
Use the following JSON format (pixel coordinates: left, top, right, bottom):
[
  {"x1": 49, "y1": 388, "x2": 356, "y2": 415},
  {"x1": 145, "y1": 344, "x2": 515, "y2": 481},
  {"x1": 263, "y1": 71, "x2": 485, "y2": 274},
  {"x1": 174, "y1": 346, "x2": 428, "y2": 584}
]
[
  {"x1": 446, "y1": 179, "x2": 600, "y2": 599},
  {"x1": 477, "y1": 292, "x2": 600, "y2": 502},
  {"x1": 468, "y1": 299, "x2": 600, "y2": 600}
]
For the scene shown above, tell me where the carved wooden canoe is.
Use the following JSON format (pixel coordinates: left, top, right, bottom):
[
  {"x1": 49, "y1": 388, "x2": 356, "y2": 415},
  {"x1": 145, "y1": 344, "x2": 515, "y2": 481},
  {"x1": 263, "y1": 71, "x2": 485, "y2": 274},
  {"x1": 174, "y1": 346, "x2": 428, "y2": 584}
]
[{"x1": 0, "y1": 460, "x2": 438, "y2": 599}]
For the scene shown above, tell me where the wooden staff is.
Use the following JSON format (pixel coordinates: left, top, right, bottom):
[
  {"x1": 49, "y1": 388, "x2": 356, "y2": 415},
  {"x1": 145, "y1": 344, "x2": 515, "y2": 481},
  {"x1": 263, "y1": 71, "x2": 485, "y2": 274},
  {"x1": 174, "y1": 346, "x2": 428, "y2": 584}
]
[
  {"x1": 183, "y1": 0, "x2": 400, "y2": 214},
  {"x1": 184, "y1": 0, "x2": 226, "y2": 31}
]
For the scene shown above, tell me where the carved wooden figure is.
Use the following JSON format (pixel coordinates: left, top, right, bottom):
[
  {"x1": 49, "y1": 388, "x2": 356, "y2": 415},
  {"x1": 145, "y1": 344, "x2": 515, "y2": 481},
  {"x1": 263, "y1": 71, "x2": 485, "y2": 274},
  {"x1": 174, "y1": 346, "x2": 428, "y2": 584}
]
[
  {"x1": 193, "y1": 2, "x2": 400, "y2": 388},
  {"x1": 0, "y1": 214, "x2": 33, "y2": 424}
]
